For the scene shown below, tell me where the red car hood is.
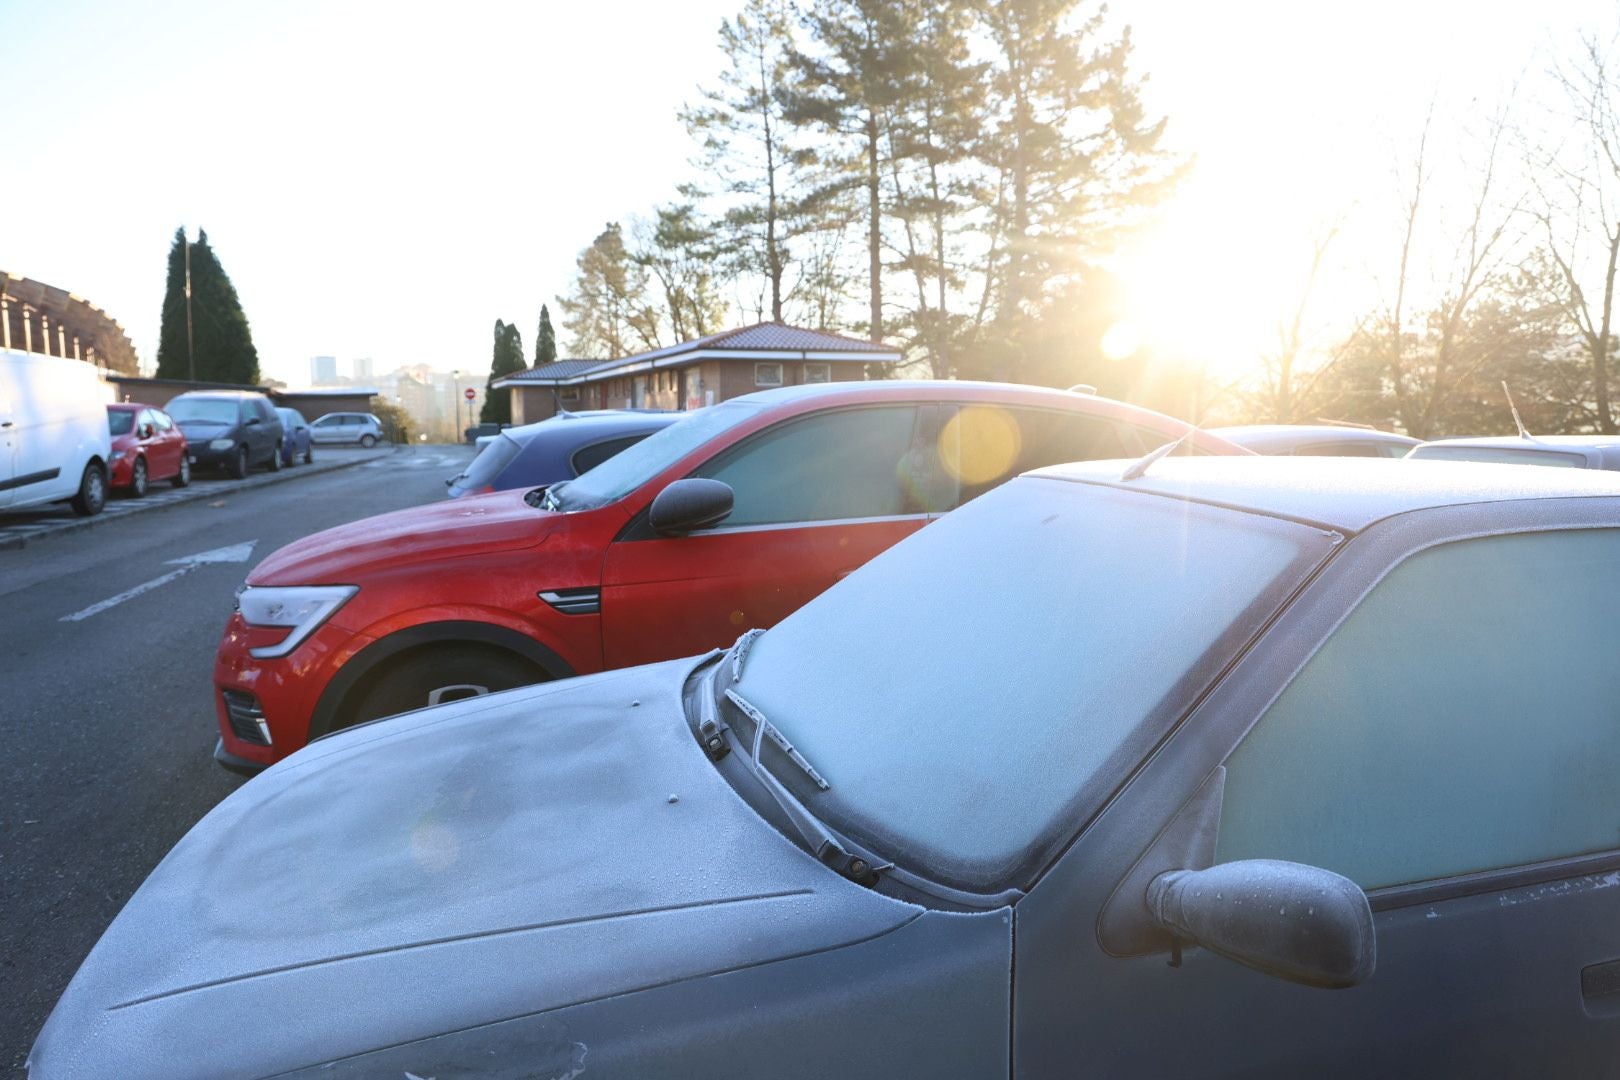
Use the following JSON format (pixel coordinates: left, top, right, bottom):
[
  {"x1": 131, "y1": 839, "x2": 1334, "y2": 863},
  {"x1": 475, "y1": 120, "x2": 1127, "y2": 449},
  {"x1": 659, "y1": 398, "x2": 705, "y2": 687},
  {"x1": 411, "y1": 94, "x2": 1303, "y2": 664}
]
[
  {"x1": 110, "y1": 433, "x2": 139, "y2": 453},
  {"x1": 249, "y1": 490, "x2": 555, "y2": 584}
]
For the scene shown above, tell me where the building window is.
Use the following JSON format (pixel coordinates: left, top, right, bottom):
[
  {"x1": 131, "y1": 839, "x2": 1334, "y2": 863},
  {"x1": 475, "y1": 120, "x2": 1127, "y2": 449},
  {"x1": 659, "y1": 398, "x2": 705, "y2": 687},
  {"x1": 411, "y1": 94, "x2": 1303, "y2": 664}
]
[
  {"x1": 804, "y1": 362, "x2": 831, "y2": 384},
  {"x1": 755, "y1": 362, "x2": 784, "y2": 387}
]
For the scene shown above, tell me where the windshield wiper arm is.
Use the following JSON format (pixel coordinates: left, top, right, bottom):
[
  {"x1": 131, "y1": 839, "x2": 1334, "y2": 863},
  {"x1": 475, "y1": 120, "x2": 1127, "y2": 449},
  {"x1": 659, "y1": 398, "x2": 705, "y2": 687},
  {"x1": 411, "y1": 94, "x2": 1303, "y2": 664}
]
[{"x1": 720, "y1": 686, "x2": 883, "y2": 887}]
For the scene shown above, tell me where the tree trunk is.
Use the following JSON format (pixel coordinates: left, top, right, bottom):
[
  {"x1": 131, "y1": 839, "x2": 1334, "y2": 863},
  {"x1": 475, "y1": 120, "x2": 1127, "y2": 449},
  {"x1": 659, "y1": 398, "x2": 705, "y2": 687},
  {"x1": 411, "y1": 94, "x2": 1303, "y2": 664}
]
[{"x1": 866, "y1": 109, "x2": 883, "y2": 341}]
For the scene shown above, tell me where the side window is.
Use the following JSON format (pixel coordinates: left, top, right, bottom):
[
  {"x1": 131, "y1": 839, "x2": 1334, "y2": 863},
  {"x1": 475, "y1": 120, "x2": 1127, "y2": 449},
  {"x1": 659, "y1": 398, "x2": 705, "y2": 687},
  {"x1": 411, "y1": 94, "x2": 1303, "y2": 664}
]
[
  {"x1": 152, "y1": 410, "x2": 172, "y2": 431},
  {"x1": 933, "y1": 406, "x2": 1135, "y2": 507},
  {"x1": 239, "y1": 401, "x2": 255, "y2": 424},
  {"x1": 1294, "y1": 442, "x2": 1381, "y2": 458},
  {"x1": 571, "y1": 434, "x2": 646, "y2": 476},
  {"x1": 695, "y1": 406, "x2": 920, "y2": 526},
  {"x1": 313, "y1": 416, "x2": 337, "y2": 428},
  {"x1": 1218, "y1": 528, "x2": 1620, "y2": 890}
]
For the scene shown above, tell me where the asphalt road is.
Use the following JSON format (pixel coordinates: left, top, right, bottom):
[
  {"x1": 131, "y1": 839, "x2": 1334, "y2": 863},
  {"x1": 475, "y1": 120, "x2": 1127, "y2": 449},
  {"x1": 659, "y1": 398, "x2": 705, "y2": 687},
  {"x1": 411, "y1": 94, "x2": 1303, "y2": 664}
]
[{"x1": 0, "y1": 443, "x2": 475, "y2": 1074}]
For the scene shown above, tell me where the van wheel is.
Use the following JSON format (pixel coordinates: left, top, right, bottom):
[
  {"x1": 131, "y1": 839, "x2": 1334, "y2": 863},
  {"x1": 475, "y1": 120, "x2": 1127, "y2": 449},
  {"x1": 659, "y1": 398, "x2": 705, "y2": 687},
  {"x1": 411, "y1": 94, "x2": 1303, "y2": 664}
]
[
  {"x1": 341, "y1": 645, "x2": 548, "y2": 730},
  {"x1": 172, "y1": 456, "x2": 191, "y2": 488},
  {"x1": 130, "y1": 457, "x2": 148, "y2": 497},
  {"x1": 359, "y1": 434, "x2": 377, "y2": 449},
  {"x1": 268, "y1": 443, "x2": 283, "y2": 472},
  {"x1": 227, "y1": 446, "x2": 249, "y2": 479},
  {"x1": 70, "y1": 462, "x2": 107, "y2": 516}
]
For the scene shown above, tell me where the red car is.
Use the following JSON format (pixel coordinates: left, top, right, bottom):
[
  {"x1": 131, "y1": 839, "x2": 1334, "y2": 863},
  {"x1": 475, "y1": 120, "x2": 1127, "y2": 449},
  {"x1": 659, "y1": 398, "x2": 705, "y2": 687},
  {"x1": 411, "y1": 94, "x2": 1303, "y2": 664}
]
[
  {"x1": 107, "y1": 403, "x2": 191, "y2": 495},
  {"x1": 213, "y1": 381, "x2": 1242, "y2": 772}
]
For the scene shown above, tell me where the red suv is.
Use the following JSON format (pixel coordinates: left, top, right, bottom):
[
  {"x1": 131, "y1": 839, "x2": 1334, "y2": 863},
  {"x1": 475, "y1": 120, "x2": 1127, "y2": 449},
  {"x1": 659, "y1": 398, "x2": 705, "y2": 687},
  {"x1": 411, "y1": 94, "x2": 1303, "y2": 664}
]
[{"x1": 213, "y1": 381, "x2": 1240, "y2": 772}]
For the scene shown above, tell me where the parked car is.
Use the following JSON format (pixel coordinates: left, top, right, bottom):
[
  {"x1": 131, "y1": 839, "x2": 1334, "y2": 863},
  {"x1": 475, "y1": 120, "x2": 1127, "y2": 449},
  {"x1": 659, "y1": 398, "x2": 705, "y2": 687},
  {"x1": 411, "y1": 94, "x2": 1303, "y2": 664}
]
[
  {"x1": 1210, "y1": 423, "x2": 1419, "y2": 458},
  {"x1": 0, "y1": 350, "x2": 111, "y2": 515},
  {"x1": 463, "y1": 421, "x2": 503, "y2": 444},
  {"x1": 309, "y1": 411, "x2": 383, "y2": 447},
  {"x1": 211, "y1": 380, "x2": 1243, "y2": 772},
  {"x1": 106, "y1": 403, "x2": 190, "y2": 495},
  {"x1": 39, "y1": 456, "x2": 1620, "y2": 1078},
  {"x1": 446, "y1": 410, "x2": 681, "y2": 498},
  {"x1": 166, "y1": 390, "x2": 285, "y2": 478},
  {"x1": 276, "y1": 408, "x2": 314, "y2": 466},
  {"x1": 1407, "y1": 433, "x2": 1620, "y2": 469}
]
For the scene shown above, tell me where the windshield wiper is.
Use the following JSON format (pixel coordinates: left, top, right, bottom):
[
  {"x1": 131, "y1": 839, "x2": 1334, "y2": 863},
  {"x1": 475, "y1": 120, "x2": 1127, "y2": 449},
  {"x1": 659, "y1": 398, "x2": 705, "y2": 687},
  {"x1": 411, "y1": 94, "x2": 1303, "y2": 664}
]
[
  {"x1": 541, "y1": 482, "x2": 566, "y2": 511},
  {"x1": 719, "y1": 685, "x2": 883, "y2": 887}
]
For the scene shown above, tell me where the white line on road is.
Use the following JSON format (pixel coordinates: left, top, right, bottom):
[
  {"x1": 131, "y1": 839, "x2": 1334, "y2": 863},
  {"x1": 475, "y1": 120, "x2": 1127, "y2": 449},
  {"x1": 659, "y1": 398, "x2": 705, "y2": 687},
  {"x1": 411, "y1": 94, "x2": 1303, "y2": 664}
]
[{"x1": 59, "y1": 541, "x2": 257, "y2": 623}]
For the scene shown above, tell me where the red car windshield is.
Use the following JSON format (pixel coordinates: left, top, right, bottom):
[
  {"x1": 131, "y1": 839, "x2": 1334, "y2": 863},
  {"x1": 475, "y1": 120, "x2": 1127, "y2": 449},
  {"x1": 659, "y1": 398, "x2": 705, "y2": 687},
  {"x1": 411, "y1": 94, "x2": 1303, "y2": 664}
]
[{"x1": 549, "y1": 402, "x2": 761, "y2": 511}]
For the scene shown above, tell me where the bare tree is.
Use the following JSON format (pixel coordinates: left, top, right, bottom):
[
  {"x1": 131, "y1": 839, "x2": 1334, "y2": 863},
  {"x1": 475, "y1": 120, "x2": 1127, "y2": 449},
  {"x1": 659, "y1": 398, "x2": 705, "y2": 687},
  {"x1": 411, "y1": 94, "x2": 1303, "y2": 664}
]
[
  {"x1": 1248, "y1": 222, "x2": 1360, "y2": 423},
  {"x1": 1527, "y1": 27, "x2": 1620, "y2": 432},
  {"x1": 1370, "y1": 105, "x2": 1528, "y2": 438}
]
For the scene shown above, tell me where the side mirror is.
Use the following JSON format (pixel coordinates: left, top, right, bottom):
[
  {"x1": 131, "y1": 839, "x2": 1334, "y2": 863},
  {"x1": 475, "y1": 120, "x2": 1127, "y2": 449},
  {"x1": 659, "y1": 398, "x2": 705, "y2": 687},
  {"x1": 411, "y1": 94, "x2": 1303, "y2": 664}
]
[
  {"x1": 244, "y1": 416, "x2": 261, "y2": 426},
  {"x1": 138, "y1": 424, "x2": 154, "y2": 439},
  {"x1": 649, "y1": 478, "x2": 733, "y2": 536},
  {"x1": 1147, "y1": 859, "x2": 1375, "y2": 989}
]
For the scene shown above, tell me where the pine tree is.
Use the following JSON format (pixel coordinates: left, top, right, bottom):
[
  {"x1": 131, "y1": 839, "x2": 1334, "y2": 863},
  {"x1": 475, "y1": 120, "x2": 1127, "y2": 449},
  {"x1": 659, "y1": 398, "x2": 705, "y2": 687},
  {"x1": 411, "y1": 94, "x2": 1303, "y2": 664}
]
[
  {"x1": 635, "y1": 205, "x2": 731, "y2": 341},
  {"x1": 786, "y1": 0, "x2": 921, "y2": 342},
  {"x1": 682, "y1": 0, "x2": 802, "y2": 322},
  {"x1": 973, "y1": 1, "x2": 1182, "y2": 382},
  {"x1": 557, "y1": 223, "x2": 661, "y2": 358},
  {"x1": 154, "y1": 227, "x2": 261, "y2": 384},
  {"x1": 482, "y1": 320, "x2": 526, "y2": 424},
  {"x1": 534, "y1": 304, "x2": 557, "y2": 368}
]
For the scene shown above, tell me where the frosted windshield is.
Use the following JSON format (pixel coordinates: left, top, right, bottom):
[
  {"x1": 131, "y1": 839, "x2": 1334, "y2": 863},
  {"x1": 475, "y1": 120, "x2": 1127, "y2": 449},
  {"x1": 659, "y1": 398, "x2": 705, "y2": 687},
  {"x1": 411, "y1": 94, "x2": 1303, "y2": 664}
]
[{"x1": 734, "y1": 476, "x2": 1324, "y2": 891}]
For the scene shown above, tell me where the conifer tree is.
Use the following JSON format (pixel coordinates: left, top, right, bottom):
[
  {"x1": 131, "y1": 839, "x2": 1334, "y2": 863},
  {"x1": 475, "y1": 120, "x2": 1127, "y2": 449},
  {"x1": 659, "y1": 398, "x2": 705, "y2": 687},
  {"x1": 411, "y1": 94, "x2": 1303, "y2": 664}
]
[
  {"x1": 534, "y1": 304, "x2": 558, "y2": 368},
  {"x1": 482, "y1": 320, "x2": 526, "y2": 424},
  {"x1": 154, "y1": 227, "x2": 261, "y2": 384},
  {"x1": 682, "y1": 0, "x2": 802, "y2": 322}
]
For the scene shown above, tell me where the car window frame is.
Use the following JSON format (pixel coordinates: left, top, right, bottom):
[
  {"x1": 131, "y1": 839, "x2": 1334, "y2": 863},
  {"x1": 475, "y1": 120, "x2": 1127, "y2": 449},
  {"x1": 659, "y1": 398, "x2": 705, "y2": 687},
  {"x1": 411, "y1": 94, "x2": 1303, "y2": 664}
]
[
  {"x1": 1070, "y1": 495, "x2": 1620, "y2": 912},
  {"x1": 569, "y1": 433, "x2": 651, "y2": 477}
]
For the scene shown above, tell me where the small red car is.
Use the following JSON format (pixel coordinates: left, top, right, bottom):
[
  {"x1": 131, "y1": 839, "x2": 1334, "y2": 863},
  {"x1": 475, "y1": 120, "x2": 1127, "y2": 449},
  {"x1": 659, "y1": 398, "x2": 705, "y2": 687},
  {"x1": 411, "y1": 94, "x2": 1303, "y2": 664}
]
[
  {"x1": 213, "y1": 381, "x2": 1242, "y2": 772},
  {"x1": 107, "y1": 403, "x2": 191, "y2": 495}
]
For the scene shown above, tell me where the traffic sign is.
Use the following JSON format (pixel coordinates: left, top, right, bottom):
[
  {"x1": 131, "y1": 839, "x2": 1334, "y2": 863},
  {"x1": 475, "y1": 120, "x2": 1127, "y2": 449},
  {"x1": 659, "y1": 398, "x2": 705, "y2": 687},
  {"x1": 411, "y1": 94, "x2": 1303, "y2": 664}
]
[{"x1": 464, "y1": 388, "x2": 476, "y2": 401}]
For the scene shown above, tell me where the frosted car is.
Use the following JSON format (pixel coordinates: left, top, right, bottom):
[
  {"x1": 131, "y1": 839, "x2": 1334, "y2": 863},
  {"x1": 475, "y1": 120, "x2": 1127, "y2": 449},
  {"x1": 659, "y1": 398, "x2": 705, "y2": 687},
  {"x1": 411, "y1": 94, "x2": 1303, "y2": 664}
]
[{"x1": 31, "y1": 457, "x2": 1620, "y2": 1077}]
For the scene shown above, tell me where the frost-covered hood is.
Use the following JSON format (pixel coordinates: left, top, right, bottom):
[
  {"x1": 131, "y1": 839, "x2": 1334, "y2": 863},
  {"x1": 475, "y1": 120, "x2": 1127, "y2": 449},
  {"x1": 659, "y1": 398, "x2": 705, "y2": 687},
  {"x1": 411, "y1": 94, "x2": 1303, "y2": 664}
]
[
  {"x1": 248, "y1": 489, "x2": 553, "y2": 583},
  {"x1": 30, "y1": 658, "x2": 917, "y2": 1080}
]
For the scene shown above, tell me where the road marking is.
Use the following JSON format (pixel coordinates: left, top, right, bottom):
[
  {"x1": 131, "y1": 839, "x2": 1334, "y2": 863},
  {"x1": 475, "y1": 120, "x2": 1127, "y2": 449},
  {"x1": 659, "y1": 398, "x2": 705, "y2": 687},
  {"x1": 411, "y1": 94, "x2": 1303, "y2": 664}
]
[{"x1": 59, "y1": 541, "x2": 257, "y2": 622}]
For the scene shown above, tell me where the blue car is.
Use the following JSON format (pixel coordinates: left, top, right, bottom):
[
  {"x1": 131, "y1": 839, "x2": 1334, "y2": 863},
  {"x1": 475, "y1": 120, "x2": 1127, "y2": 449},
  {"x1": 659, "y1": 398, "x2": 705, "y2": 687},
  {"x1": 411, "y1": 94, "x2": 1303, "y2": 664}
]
[
  {"x1": 445, "y1": 409, "x2": 679, "y2": 498},
  {"x1": 276, "y1": 408, "x2": 314, "y2": 466},
  {"x1": 34, "y1": 456, "x2": 1620, "y2": 1077}
]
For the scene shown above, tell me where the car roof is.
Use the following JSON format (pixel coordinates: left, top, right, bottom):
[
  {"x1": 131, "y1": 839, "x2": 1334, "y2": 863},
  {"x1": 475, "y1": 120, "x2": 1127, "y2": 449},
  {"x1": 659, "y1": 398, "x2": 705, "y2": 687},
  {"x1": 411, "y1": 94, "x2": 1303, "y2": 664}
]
[
  {"x1": 169, "y1": 389, "x2": 264, "y2": 400},
  {"x1": 1413, "y1": 434, "x2": 1620, "y2": 451},
  {"x1": 1030, "y1": 455, "x2": 1620, "y2": 533},
  {"x1": 1209, "y1": 424, "x2": 1419, "y2": 450},
  {"x1": 503, "y1": 410, "x2": 681, "y2": 444},
  {"x1": 106, "y1": 402, "x2": 143, "y2": 411},
  {"x1": 736, "y1": 379, "x2": 1106, "y2": 408}
]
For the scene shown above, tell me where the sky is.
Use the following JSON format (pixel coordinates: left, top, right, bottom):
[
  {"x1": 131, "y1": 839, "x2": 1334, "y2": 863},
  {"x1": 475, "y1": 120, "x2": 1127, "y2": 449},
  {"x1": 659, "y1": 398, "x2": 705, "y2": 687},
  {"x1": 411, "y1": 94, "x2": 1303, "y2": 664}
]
[{"x1": 0, "y1": 0, "x2": 1610, "y2": 386}]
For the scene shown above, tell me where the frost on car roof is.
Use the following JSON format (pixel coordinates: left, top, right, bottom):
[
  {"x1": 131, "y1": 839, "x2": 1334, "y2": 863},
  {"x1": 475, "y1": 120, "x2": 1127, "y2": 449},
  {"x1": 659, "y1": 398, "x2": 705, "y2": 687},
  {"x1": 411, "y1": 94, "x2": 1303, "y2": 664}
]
[{"x1": 1033, "y1": 455, "x2": 1620, "y2": 533}]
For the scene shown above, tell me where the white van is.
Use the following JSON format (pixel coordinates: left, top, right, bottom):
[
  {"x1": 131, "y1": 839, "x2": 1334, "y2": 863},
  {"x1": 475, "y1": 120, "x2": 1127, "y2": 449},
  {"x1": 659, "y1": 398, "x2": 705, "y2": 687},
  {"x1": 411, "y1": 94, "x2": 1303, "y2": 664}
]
[{"x1": 0, "y1": 349, "x2": 114, "y2": 515}]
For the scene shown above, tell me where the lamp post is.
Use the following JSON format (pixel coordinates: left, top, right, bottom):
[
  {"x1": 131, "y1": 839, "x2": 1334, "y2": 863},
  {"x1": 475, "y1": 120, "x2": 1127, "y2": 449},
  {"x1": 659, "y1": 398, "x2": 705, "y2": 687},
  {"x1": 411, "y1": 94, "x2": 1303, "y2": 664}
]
[{"x1": 451, "y1": 370, "x2": 460, "y2": 443}]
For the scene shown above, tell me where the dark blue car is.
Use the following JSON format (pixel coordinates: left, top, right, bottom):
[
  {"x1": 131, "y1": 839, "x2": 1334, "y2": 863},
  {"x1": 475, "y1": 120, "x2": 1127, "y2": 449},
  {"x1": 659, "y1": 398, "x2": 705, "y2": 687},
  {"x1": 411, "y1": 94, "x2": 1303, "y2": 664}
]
[
  {"x1": 276, "y1": 408, "x2": 314, "y2": 466},
  {"x1": 445, "y1": 409, "x2": 679, "y2": 498}
]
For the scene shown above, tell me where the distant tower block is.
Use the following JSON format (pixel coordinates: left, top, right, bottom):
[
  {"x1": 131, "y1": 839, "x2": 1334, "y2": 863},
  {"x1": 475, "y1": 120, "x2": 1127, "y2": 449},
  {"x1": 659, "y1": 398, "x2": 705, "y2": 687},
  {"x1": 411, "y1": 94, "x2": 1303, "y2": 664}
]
[
  {"x1": 310, "y1": 355, "x2": 338, "y2": 385},
  {"x1": 352, "y1": 356, "x2": 373, "y2": 380}
]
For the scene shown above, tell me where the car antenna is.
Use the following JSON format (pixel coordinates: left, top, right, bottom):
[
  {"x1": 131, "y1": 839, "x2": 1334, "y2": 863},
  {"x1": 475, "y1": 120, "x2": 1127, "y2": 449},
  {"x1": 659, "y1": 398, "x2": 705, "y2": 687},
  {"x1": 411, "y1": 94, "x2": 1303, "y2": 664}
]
[
  {"x1": 1502, "y1": 382, "x2": 1535, "y2": 441},
  {"x1": 1120, "y1": 430, "x2": 1193, "y2": 482}
]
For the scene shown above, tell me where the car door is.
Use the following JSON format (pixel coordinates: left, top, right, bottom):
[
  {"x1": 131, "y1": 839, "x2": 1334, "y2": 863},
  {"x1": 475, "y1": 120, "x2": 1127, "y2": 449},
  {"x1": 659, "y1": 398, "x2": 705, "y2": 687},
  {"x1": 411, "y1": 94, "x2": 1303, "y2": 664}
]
[
  {"x1": 1013, "y1": 504, "x2": 1620, "y2": 1077},
  {"x1": 599, "y1": 404, "x2": 929, "y2": 669},
  {"x1": 0, "y1": 370, "x2": 14, "y2": 509},
  {"x1": 145, "y1": 409, "x2": 178, "y2": 477}
]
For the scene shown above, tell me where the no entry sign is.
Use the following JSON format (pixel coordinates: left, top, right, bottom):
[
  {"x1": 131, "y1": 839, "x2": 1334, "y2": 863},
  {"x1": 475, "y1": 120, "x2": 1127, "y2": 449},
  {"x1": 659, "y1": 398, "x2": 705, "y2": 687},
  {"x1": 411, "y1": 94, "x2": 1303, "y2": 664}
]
[{"x1": 464, "y1": 388, "x2": 476, "y2": 401}]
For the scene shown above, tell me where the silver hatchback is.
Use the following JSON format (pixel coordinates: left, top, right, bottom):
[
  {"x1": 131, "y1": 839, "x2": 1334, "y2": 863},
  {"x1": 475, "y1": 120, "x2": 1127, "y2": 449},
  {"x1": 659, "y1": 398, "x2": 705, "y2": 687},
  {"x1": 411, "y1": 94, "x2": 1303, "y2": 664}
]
[{"x1": 308, "y1": 411, "x2": 384, "y2": 447}]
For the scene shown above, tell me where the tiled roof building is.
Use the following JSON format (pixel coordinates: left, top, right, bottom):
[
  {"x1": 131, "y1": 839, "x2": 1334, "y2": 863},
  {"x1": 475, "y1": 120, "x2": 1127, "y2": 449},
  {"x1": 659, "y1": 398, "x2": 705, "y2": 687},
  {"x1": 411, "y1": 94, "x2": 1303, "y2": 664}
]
[{"x1": 493, "y1": 322, "x2": 900, "y2": 423}]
